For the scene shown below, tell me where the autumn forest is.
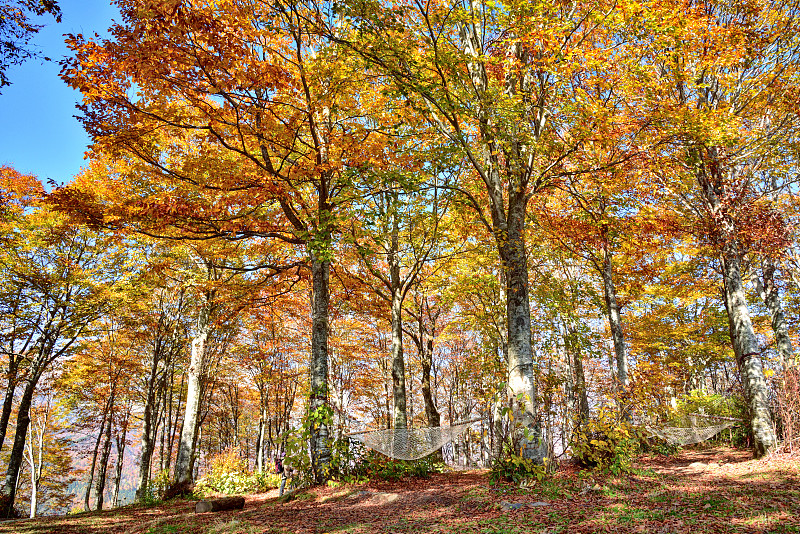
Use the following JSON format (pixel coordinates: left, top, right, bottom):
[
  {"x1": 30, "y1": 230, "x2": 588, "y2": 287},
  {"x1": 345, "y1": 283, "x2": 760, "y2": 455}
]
[{"x1": 0, "y1": 0, "x2": 799, "y2": 524}]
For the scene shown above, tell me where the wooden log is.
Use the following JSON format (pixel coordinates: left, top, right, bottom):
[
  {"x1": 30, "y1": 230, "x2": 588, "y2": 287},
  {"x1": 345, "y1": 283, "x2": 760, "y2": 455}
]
[{"x1": 195, "y1": 496, "x2": 245, "y2": 513}]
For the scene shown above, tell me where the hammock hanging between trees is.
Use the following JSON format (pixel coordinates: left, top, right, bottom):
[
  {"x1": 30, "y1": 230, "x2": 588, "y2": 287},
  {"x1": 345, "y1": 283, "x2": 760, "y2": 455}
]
[
  {"x1": 347, "y1": 419, "x2": 480, "y2": 461},
  {"x1": 645, "y1": 413, "x2": 741, "y2": 446}
]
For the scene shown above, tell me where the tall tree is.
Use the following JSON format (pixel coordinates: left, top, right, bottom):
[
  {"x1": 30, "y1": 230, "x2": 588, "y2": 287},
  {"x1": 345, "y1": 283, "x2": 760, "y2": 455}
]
[
  {"x1": 0, "y1": 204, "x2": 125, "y2": 517},
  {"x1": 347, "y1": 177, "x2": 454, "y2": 429},
  {"x1": 61, "y1": 0, "x2": 394, "y2": 480},
  {"x1": 336, "y1": 0, "x2": 639, "y2": 455},
  {"x1": 638, "y1": 0, "x2": 800, "y2": 456}
]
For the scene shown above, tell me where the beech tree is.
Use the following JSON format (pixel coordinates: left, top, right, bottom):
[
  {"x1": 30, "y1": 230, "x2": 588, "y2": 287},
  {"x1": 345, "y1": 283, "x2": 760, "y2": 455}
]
[
  {"x1": 0, "y1": 205, "x2": 126, "y2": 517},
  {"x1": 61, "y1": 0, "x2": 397, "y2": 480},
  {"x1": 347, "y1": 177, "x2": 456, "y2": 429},
  {"x1": 638, "y1": 0, "x2": 800, "y2": 456},
  {"x1": 334, "y1": 0, "x2": 644, "y2": 454}
]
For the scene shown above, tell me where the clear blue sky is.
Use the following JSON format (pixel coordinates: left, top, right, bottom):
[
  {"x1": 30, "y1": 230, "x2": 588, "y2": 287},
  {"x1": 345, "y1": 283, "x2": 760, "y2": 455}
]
[{"x1": 0, "y1": 0, "x2": 120, "y2": 187}]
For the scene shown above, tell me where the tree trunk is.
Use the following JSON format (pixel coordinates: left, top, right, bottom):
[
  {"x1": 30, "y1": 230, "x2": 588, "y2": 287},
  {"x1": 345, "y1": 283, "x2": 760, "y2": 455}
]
[
  {"x1": 174, "y1": 303, "x2": 211, "y2": 485},
  {"x1": 387, "y1": 197, "x2": 408, "y2": 430},
  {"x1": 84, "y1": 406, "x2": 108, "y2": 511},
  {"x1": 0, "y1": 359, "x2": 19, "y2": 453},
  {"x1": 309, "y1": 254, "x2": 331, "y2": 482},
  {"x1": 24, "y1": 404, "x2": 45, "y2": 519},
  {"x1": 95, "y1": 391, "x2": 116, "y2": 511},
  {"x1": 722, "y1": 252, "x2": 777, "y2": 457},
  {"x1": 112, "y1": 408, "x2": 129, "y2": 508},
  {"x1": 255, "y1": 417, "x2": 264, "y2": 474},
  {"x1": 135, "y1": 384, "x2": 156, "y2": 502},
  {"x1": 420, "y1": 331, "x2": 440, "y2": 429},
  {"x1": 600, "y1": 249, "x2": 628, "y2": 387},
  {"x1": 693, "y1": 145, "x2": 778, "y2": 458},
  {"x1": 756, "y1": 258, "x2": 795, "y2": 370},
  {"x1": 499, "y1": 202, "x2": 541, "y2": 460},
  {"x1": 168, "y1": 372, "x2": 184, "y2": 475},
  {"x1": 565, "y1": 323, "x2": 590, "y2": 424},
  {"x1": 0, "y1": 366, "x2": 42, "y2": 518},
  {"x1": 163, "y1": 364, "x2": 174, "y2": 473},
  {"x1": 256, "y1": 399, "x2": 268, "y2": 473},
  {"x1": 390, "y1": 290, "x2": 407, "y2": 430},
  {"x1": 419, "y1": 328, "x2": 442, "y2": 461},
  {"x1": 135, "y1": 334, "x2": 170, "y2": 503},
  {"x1": 28, "y1": 472, "x2": 37, "y2": 519}
]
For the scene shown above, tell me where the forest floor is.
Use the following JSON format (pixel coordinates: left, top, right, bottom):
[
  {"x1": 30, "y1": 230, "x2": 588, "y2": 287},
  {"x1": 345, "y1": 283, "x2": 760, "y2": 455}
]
[{"x1": 1, "y1": 446, "x2": 798, "y2": 534}]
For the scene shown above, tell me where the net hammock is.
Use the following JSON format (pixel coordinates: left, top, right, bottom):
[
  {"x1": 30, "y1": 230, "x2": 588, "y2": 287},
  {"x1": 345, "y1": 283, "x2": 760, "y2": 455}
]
[
  {"x1": 348, "y1": 419, "x2": 477, "y2": 461},
  {"x1": 644, "y1": 414, "x2": 740, "y2": 446}
]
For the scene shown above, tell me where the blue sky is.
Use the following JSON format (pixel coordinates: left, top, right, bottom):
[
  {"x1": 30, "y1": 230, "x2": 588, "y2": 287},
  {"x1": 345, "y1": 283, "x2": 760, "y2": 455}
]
[{"x1": 0, "y1": 0, "x2": 120, "y2": 187}]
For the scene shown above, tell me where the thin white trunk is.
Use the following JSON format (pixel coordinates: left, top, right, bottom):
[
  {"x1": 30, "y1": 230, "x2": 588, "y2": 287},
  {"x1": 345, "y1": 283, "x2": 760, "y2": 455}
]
[
  {"x1": 174, "y1": 304, "x2": 210, "y2": 484},
  {"x1": 601, "y1": 250, "x2": 628, "y2": 386},
  {"x1": 390, "y1": 291, "x2": 407, "y2": 430}
]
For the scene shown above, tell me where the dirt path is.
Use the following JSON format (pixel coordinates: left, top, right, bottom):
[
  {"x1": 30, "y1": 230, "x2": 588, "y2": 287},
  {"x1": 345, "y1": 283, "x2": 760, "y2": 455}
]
[{"x1": 2, "y1": 447, "x2": 798, "y2": 534}]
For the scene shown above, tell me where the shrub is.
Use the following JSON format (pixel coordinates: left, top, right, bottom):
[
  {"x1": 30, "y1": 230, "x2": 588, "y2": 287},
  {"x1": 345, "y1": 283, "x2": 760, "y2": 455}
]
[
  {"x1": 672, "y1": 390, "x2": 749, "y2": 447},
  {"x1": 353, "y1": 452, "x2": 444, "y2": 481},
  {"x1": 570, "y1": 407, "x2": 642, "y2": 474},
  {"x1": 329, "y1": 436, "x2": 370, "y2": 483},
  {"x1": 193, "y1": 446, "x2": 280, "y2": 498},
  {"x1": 639, "y1": 435, "x2": 680, "y2": 456},
  {"x1": 675, "y1": 390, "x2": 739, "y2": 418},
  {"x1": 145, "y1": 468, "x2": 171, "y2": 502},
  {"x1": 490, "y1": 452, "x2": 549, "y2": 485}
]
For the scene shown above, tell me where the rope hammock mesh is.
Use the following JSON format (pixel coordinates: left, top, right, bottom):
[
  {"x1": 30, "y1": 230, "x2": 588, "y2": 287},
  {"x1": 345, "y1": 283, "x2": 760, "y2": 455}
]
[
  {"x1": 347, "y1": 413, "x2": 739, "y2": 460},
  {"x1": 645, "y1": 414, "x2": 738, "y2": 446},
  {"x1": 348, "y1": 420, "x2": 475, "y2": 461}
]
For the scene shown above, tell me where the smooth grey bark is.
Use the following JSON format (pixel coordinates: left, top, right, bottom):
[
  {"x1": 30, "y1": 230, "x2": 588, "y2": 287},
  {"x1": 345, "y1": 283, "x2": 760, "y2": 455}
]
[
  {"x1": 420, "y1": 342, "x2": 441, "y2": 462},
  {"x1": 389, "y1": 236, "x2": 407, "y2": 430},
  {"x1": 135, "y1": 380, "x2": 157, "y2": 502},
  {"x1": 600, "y1": 249, "x2": 628, "y2": 387},
  {"x1": 95, "y1": 388, "x2": 116, "y2": 511},
  {"x1": 255, "y1": 410, "x2": 266, "y2": 474},
  {"x1": 565, "y1": 323, "x2": 590, "y2": 424},
  {"x1": 408, "y1": 303, "x2": 442, "y2": 460},
  {"x1": 111, "y1": 407, "x2": 129, "y2": 508},
  {"x1": 309, "y1": 254, "x2": 331, "y2": 482},
  {"x1": 135, "y1": 327, "x2": 174, "y2": 502},
  {"x1": 1, "y1": 365, "x2": 43, "y2": 517},
  {"x1": 460, "y1": 19, "x2": 541, "y2": 457},
  {"x1": 500, "y1": 202, "x2": 540, "y2": 457},
  {"x1": 355, "y1": 187, "x2": 445, "y2": 432},
  {"x1": 23, "y1": 399, "x2": 46, "y2": 518},
  {"x1": 83, "y1": 406, "x2": 108, "y2": 511},
  {"x1": 691, "y1": 143, "x2": 777, "y2": 457},
  {"x1": 722, "y1": 253, "x2": 778, "y2": 457},
  {"x1": 168, "y1": 373, "x2": 183, "y2": 475},
  {"x1": 174, "y1": 302, "x2": 211, "y2": 485},
  {"x1": 0, "y1": 357, "x2": 21, "y2": 453},
  {"x1": 420, "y1": 331, "x2": 440, "y2": 429},
  {"x1": 755, "y1": 258, "x2": 795, "y2": 370}
]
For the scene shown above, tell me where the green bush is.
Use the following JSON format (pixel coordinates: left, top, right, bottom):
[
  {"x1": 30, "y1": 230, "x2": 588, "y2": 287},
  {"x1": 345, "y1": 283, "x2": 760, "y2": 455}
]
[
  {"x1": 193, "y1": 446, "x2": 280, "y2": 497},
  {"x1": 673, "y1": 390, "x2": 748, "y2": 447},
  {"x1": 490, "y1": 452, "x2": 548, "y2": 485},
  {"x1": 353, "y1": 452, "x2": 444, "y2": 481},
  {"x1": 639, "y1": 435, "x2": 680, "y2": 456},
  {"x1": 675, "y1": 391, "x2": 739, "y2": 418},
  {"x1": 570, "y1": 408, "x2": 642, "y2": 475}
]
